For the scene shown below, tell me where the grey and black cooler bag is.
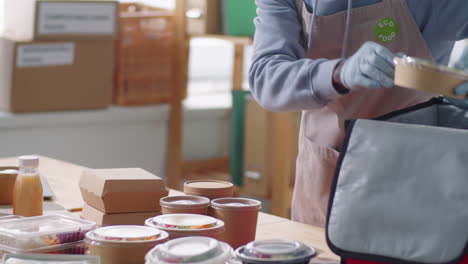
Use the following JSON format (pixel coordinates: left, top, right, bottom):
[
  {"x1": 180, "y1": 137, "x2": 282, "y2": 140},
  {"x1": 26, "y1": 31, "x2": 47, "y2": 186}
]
[{"x1": 326, "y1": 97, "x2": 468, "y2": 264}]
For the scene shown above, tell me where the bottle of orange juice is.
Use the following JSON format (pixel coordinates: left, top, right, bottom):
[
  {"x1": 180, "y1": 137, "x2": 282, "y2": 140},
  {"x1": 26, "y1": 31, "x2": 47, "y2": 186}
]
[{"x1": 13, "y1": 155, "x2": 43, "y2": 216}]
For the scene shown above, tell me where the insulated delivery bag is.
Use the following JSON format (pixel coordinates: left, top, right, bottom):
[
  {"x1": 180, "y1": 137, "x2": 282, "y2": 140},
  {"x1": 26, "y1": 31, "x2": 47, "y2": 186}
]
[{"x1": 326, "y1": 97, "x2": 468, "y2": 264}]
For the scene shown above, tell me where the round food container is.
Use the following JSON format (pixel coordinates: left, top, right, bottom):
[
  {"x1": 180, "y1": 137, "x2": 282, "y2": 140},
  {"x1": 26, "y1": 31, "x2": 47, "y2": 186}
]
[
  {"x1": 211, "y1": 198, "x2": 261, "y2": 249},
  {"x1": 184, "y1": 180, "x2": 234, "y2": 200},
  {"x1": 145, "y1": 236, "x2": 235, "y2": 264},
  {"x1": 0, "y1": 167, "x2": 18, "y2": 205},
  {"x1": 394, "y1": 56, "x2": 468, "y2": 99},
  {"x1": 85, "y1": 225, "x2": 169, "y2": 264},
  {"x1": 235, "y1": 240, "x2": 317, "y2": 264},
  {"x1": 145, "y1": 214, "x2": 225, "y2": 240},
  {"x1": 160, "y1": 196, "x2": 210, "y2": 215}
]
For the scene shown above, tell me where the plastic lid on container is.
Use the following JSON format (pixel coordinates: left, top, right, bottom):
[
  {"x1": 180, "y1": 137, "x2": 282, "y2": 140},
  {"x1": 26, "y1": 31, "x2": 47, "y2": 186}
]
[
  {"x1": 0, "y1": 167, "x2": 18, "y2": 177},
  {"x1": 394, "y1": 56, "x2": 468, "y2": 79},
  {"x1": 148, "y1": 214, "x2": 218, "y2": 229},
  {"x1": 86, "y1": 225, "x2": 167, "y2": 243},
  {"x1": 0, "y1": 215, "x2": 22, "y2": 222},
  {"x1": 184, "y1": 180, "x2": 234, "y2": 197},
  {"x1": 160, "y1": 196, "x2": 210, "y2": 209},
  {"x1": 145, "y1": 236, "x2": 234, "y2": 264},
  {"x1": 211, "y1": 198, "x2": 261, "y2": 211},
  {"x1": 4, "y1": 253, "x2": 100, "y2": 264},
  {"x1": 236, "y1": 240, "x2": 316, "y2": 263},
  {"x1": 18, "y1": 156, "x2": 39, "y2": 168},
  {"x1": 0, "y1": 214, "x2": 96, "y2": 251}
]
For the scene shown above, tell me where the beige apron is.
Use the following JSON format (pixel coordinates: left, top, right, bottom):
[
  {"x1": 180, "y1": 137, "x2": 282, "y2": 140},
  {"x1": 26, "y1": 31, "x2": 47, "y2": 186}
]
[{"x1": 292, "y1": 0, "x2": 434, "y2": 227}]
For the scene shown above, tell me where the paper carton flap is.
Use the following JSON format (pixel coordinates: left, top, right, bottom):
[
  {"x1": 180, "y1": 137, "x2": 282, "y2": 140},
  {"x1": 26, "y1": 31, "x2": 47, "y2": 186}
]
[{"x1": 81, "y1": 168, "x2": 166, "y2": 194}]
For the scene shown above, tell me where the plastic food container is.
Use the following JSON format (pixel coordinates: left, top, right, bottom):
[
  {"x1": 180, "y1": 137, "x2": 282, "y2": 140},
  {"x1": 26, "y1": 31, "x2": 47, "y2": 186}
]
[
  {"x1": 394, "y1": 56, "x2": 468, "y2": 99},
  {"x1": 0, "y1": 215, "x2": 22, "y2": 221},
  {"x1": 211, "y1": 198, "x2": 261, "y2": 249},
  {"x1": 160, "y1": 196, "x2": 210, "y2": 215},
  {"x1": 235, "y1": 240, "x2": 317, "y2": 264},
  {"x1": 145, "y1": 214, "x2": 225, "y2": 240},
  {"x1": 184, "y1": 180, "x2": 234, "y2": 200},
  {"x1": 0, "y1": 215, "x2": 96, "y2": 253},
  {"x1": 0, "y1": 167, "x2": 18, "y2": 205},
  {"x1": 3, "y1": 253, "x2": 100, "y2": 264},
  {"x1": 145, "y1": 236, "x2": 235, "y2": 264},
  {"x1": 0, "y1": 241, "x2": 87, "y2": 257},
  {"x1": 85, "y1": 225, "x2": 169, "y2": 264}
]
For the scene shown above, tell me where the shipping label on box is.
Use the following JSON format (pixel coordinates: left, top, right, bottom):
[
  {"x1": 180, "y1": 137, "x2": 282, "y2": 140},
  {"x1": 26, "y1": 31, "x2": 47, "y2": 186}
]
[
  {"x1": 16, "y1": 43, "x2": 75, "y2": 68},
  {"x1": 36, "y1": 1, "x2": 117, "y2": 38}
]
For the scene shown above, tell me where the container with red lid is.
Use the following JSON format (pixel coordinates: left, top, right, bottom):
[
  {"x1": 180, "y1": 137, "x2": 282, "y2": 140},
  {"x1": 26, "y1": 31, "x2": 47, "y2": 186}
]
[
  {"x1": 183, "y1": 180, "x2": 234, "y2": 200},
  {"x1": 145, "y1": 214, "x2": 225, "y2": 240},
  {"x1": 160, "y1": 195, "x2": 210, "y2": 215},
  {"x1": 211, "y1": 198, "x2": 261, "y2": 249},
  {"x1": 85, "y1": 225, "x2": 168, "y2": 264}
]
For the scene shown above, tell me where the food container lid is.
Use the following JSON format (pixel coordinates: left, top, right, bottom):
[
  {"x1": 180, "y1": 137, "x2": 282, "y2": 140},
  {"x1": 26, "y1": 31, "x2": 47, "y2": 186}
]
[
  {"x1": 145, "y1": 236, "x2": 234, "y2": 264},
  {"x1": 0, "y1": 215, "x2": 22, "y2": 221},
  {"x1": 3, "y1": 253, "x2": 100, "y2": 264},
  {"x1": 211, "y1": 198, "x2": 261, "y2": 211},
  {"x1": 0, "y1": 167, "x2": 18, "y2": 177},
  {"x1": 160, "y1": 195, "x2": 210, "y2": 209},
  {"x1": 394, "y1": 56, "x2": 468, "y2": 80},
  {"x1": 236, "y1": 240, "x2": 316, "y2": 263},
  {"x1": 0, "y1": 214, "x2": 96, "y2": 250},
  {"x1": 86, "y1": 225, "x2": 167, "y2": 243},
  {"x1": 184, "y1": 180, "x2": 234, "y2": 197},
  {"x1": 148, "y1": 214, "x2": 218, "y2": 229}
]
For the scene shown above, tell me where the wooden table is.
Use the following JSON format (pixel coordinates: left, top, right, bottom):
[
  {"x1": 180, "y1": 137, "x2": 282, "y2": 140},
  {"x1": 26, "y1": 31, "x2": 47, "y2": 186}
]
[{"x1": 0, "y1": 156, "x2": 338, "y2": 261}]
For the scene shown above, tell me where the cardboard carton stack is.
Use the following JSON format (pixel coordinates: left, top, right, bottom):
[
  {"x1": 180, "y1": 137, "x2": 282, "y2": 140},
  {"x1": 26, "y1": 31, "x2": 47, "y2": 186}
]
[
  {"x1": 0, "y1": 0, "x2": 118, "y2": 112},
  {"x1": 79, "y1": 168, "x2": 169, "y2": 226}
]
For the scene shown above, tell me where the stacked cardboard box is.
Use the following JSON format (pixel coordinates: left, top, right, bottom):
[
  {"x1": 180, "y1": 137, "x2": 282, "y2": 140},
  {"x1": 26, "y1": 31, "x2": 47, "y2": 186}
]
[
  {"x1": 0, "y1": 0, "x2": 118, "y2": 112},
  {"x1": 79, "y1": 168, "x2": 168, "y2": 226},
  {"x1": 186, "y1": 0, "x2": 221, "y2": 35}
]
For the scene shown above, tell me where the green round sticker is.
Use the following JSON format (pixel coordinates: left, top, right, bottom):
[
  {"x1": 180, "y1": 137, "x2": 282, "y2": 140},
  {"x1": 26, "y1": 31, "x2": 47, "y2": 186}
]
[{"x1": 375, "y1": 18, "x2": 399, "y2": 43}]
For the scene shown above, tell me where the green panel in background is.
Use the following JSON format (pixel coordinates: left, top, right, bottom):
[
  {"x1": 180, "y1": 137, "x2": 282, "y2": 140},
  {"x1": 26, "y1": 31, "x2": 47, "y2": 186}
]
[
  {"x1": 223, "y1": 0, "x2": 257, "y2": 36},
  {"x1": 230, "y1": 90, "x2": 251, "y2": 186}
]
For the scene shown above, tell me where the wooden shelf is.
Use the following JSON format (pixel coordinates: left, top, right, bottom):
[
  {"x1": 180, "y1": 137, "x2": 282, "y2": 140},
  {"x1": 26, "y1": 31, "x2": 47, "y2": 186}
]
[{"x1": 190, "y1": 34, "x2": 253, "y2": 45}]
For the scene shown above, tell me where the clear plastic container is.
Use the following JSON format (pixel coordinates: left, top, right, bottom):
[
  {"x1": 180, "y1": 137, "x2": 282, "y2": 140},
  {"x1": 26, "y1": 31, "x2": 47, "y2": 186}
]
[
  {"x1": 145, "y1": 236, "x2": 235, "y2": 264},
  {"x1": 85, "y1": 225, "x2": 169, "y2": 264},
  {"x1": 145, "y1": 214, "x2": 225, "y2": 240},
  {"x1": 0, "y1": 241, "x2": 87, "y2": 257},
  {"x1": 0, "y1": 215, "x2": 22, "y2": 222},
  {"x1": 3, "y1": 253, "x2": 100, "y2": 264},
  {"x1": 235, "y1": 240, "x2": 317, "y2": 264},
  {"x1": 0, "y1": 214, "x2": 96, "y2": 252}
]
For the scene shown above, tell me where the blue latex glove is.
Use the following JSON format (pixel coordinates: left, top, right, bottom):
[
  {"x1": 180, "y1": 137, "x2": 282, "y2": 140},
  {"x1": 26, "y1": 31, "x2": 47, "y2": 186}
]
[
  {"x1": 447, "y1": 46, "x2": 468, "y2": 108},
  {"x1": 340, "y1": 41, "x2": 395, "y2": 90}
]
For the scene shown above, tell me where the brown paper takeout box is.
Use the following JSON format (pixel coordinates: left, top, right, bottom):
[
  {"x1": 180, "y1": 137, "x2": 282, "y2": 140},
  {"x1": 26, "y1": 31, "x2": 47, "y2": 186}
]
[
  {"x1": 81, "y1": 203, "x2": 161, "y2": 226},
  {"x1": 79, "y1": 168, "x2": 168, "y2": 213},
  {"x1": 0, "y1": 37, "x2": 113, "y2": 112}
]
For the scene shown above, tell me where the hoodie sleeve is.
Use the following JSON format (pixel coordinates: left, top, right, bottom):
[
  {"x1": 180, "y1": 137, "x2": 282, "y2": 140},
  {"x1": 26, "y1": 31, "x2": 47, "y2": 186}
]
[{"x1": 248, "y1": 0, "x2": 342, "y2": 112}]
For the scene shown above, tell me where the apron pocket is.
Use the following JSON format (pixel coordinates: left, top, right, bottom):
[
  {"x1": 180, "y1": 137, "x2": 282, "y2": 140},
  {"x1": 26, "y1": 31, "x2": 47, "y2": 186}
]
[{"x1": 292, "y1": 134, "x2": 340, "y2": 226}]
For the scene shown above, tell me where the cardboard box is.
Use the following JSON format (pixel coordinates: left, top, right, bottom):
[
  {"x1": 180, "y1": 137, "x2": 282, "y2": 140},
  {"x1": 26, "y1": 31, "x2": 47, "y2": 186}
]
[
  {"x1": 79, "y1": 168, "x2": 168, "y2": 213},
  {"x1": 186, "y1": 0, "x2": 220, "y2": 35},
  {"x1": 4, "y1": 0, "x2": 118, "y2": 41},
  {"x1": 81, "y1": 204, "x2": 161, "y2": 226},
  {"x1": 242, "y1": 98, "x2": 300, "y2": 198},
  {"x1": 0, "y1": 37, "x2": 113, "y2": 112}
]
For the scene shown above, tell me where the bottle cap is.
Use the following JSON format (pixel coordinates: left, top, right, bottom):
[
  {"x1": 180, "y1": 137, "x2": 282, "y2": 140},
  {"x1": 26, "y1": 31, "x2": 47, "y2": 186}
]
[{"x1": 18, "y1": 155, "x2": 39, "y2": 168}]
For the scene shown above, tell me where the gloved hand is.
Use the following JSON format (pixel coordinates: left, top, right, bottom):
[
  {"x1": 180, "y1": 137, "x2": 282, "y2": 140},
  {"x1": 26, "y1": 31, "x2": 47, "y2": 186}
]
[
  {"x1": 340, "y1": 41, "x2": 396, "y2": 90},
  {"x1": 446, "y1": 46, "x2": 468, "y2": 108}
]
